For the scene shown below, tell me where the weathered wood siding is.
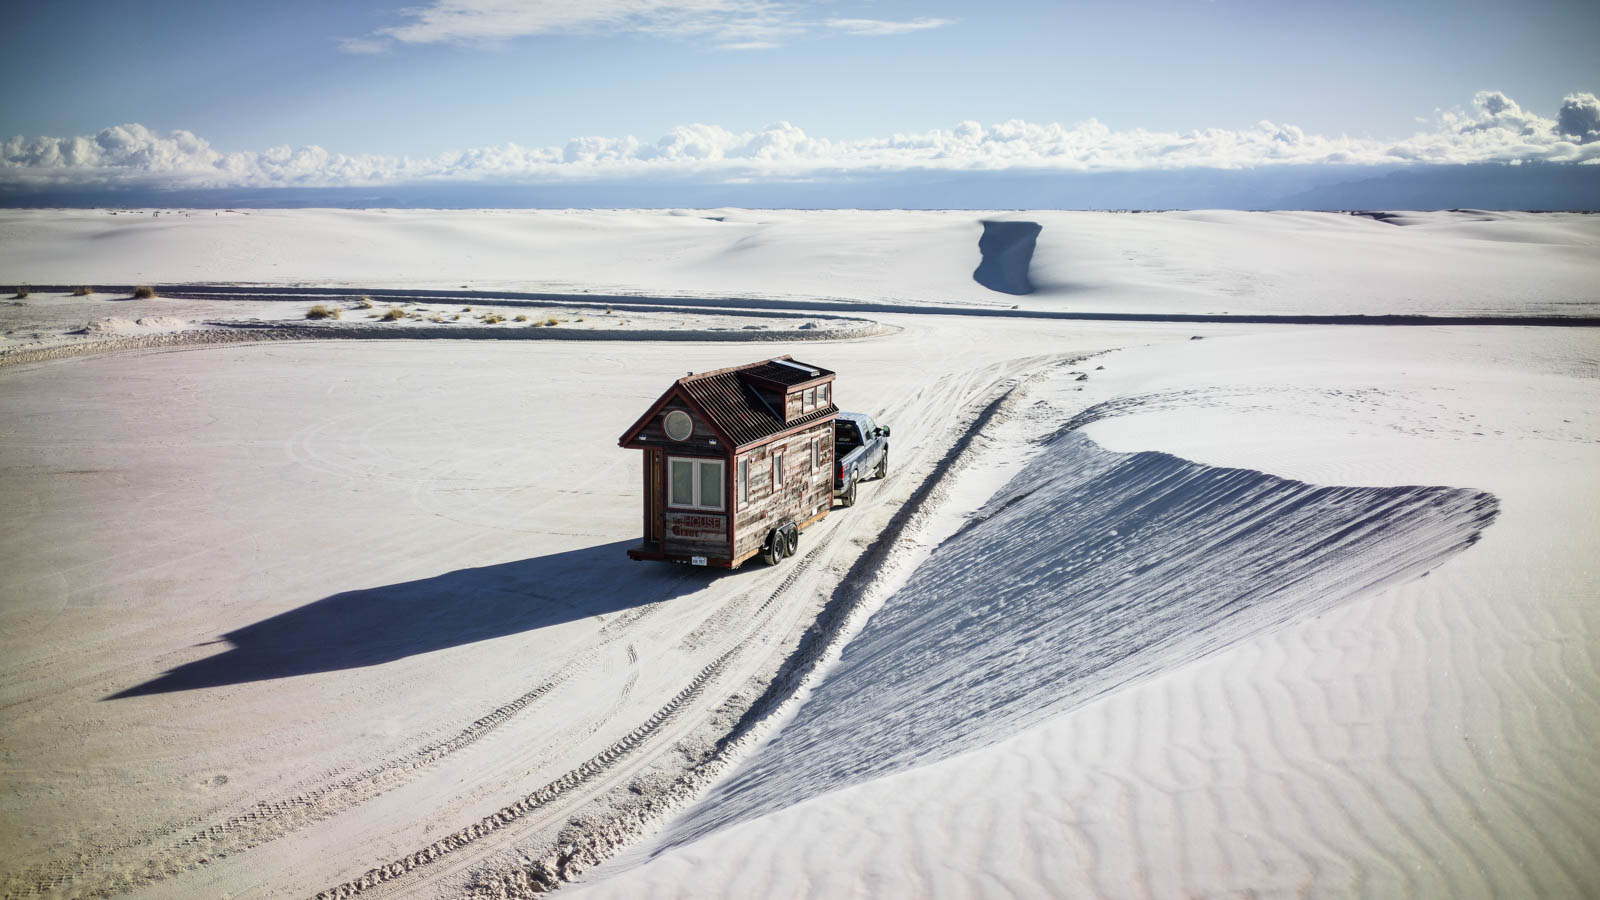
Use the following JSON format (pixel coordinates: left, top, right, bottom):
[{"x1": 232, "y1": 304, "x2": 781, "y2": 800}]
[
  {"x1": 664, "y1": 510, "x2": 728, "y2": 558},
  {"x1": 732, "y1": 420, "x2": 835, "y2": 560},
  {"x1": 644, "y1": 396, "x2": 734, "y2": 558},
  {"x1": 784, "y1": 390, "x2": 803, "y2": 422}
]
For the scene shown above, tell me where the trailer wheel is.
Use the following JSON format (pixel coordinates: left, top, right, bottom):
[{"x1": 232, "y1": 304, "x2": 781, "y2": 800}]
[
  {"x1": 839, "y1": 478, "x2": 857, "y2": 508},
  {"x1": 785, "y1": 524, "x2": 799, "y2": 556},
  {"x1": 760, "y1": 526, "x2": 787, "y2": 566}
]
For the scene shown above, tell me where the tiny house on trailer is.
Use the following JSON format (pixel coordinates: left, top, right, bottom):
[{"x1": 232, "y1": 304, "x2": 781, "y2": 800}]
[{"x1": 618, "y1": 356, "x2": 838, "y2": 568}]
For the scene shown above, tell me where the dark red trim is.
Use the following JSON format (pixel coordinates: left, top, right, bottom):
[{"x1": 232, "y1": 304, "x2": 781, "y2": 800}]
[{"x1": 617, "y1": 385, "x2": 735, "y2": 449}]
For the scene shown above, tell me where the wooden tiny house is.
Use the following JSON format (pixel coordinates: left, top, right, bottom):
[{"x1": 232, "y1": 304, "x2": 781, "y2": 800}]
[{"x1": 618, "y1": 356, "x2": 838, "y2": 568}]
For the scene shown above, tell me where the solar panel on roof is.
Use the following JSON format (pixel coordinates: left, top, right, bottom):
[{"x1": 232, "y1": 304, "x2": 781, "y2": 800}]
[{"x1": 771, "y1": 358, "x2": 820, "y2": 377}]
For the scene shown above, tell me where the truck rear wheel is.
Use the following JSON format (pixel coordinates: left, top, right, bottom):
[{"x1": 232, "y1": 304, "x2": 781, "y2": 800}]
[
  {"x1": 839, "y1": 478, "x2": 857, "y2": 507},
  {"x1": 876, "y1": 452, "x2": 888, "y2": 479}
]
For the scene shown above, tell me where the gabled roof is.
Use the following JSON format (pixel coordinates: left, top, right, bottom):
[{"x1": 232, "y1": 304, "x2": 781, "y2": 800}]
[{"x1": 618, "y1": 357, "x2": 838, "y2": 451}]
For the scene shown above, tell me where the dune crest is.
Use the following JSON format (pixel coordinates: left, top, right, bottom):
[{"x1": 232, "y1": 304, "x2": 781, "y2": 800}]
[{"x1": 642, "y1": 429, "x2": 1498, "y2": 850}]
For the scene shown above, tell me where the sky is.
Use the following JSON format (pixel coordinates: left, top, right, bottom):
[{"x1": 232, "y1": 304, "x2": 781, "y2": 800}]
[{"x1": 1, "y1": 0, "x2": 1597, "y2": 202}]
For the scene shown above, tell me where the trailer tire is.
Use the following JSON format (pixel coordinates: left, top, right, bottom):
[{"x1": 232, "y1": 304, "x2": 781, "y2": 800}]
[
  {"x1": 839, "y1": 478, "x2": 857, "y2": 508},
  {"x1": 785, "y1": 524, "x2": 799, "y2": 556},
  {"x1": 761, "y1": 525, "x2": 789, "y2": 566}
]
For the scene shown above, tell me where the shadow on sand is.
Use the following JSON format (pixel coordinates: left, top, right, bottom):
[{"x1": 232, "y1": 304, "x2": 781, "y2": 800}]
[
  {"x1": 973, "y1": 220, "x2": 1042, "y2": 295},
  {"x1": 108, "y1": 539, "x2": 709, "y2": 699}
]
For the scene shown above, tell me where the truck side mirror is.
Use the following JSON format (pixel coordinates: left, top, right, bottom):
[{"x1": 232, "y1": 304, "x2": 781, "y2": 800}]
[{"x1": 879, "y1": 426, "x2": 891, "y2": 437}]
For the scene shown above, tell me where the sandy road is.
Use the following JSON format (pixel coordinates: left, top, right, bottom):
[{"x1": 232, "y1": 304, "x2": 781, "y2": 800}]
[{"x1": 0, "y1": 308, "x2": 1212, "y2": 898}]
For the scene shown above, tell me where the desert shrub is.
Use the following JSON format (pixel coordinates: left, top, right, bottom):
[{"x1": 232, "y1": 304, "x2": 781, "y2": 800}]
[
  {"x1": 513, "y1": 314, "x2": 528, "y2": 322},
  {"x1": 604, "y1": 305, "x2": 613, "y2": 315},
  {"x1": 357, "y1": 295, "x2": 374, "y2": 309},
  {"x1": 451, "y1": 314, "x2": 461, "y2": 321},
  {"x1": 132, "y1": 285, "x2": 156, "y2": 299},
  {"x1": 305, "y1": 304, "x2": 341, "y2": 320},
  {"x1": 13, "y1": 286, "x2": 28, "y2": 299},
  {"x1": 430, "y1": 315, "x2": 446, "y2": 323},
  {"x1": 544, "y1": 316, "x2": 560, "y2": 326},
  {"x1": 73, "y1": 286, "x2": 94, "y2": 296},
  {"x1": 380, "y1": 307, "x2": 405, "y2": 321},
  {"x1": 576, "y1": 316, "x2": 585, "y2": 322},
  {"x1": 481, "y1": 314, "x2": 504, "y2": 324},
  {"x1": 462, "y1": 306, "x2": 473, "y2": 312}
]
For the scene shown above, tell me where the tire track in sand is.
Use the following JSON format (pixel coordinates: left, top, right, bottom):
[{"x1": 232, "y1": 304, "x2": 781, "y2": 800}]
[
  {"x1": 312, "y1": 649, "x2": 738, "y2": 899},
  {"x1": 332, "y1": 357, "x2": 1080, "y2": 898},
  {"x1": 323, "y1": 481, "x2": 860, "y2": 897},
  {"x1": 5, "y1": 606, "x2": 658, "y2": 900}
]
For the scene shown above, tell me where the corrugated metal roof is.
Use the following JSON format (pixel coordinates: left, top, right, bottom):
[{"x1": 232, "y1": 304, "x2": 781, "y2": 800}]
[{"x1": 680, "y1": 370, "x2": 835, "y2": 448}]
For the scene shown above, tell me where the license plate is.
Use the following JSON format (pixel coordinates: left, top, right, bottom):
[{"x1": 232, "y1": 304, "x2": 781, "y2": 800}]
[{"x1": 691, "y1": 556, "x2": 707, "y2": 566}]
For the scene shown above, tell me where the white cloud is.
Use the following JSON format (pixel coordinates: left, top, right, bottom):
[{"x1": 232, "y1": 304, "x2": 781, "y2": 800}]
[
  {"x1": 336, "y1": 36, "x2": 390, "y2": 54},
  {"x1": 340, "y1": 0, "x2": 950, "y2": 52},
  {"x1": 381, "y1": 0, "x2": 767, "y2": 43},
  {"x1": 1557, "y1": 92, "x2": 1600, "y2": 144},
  {"x1": 824, "y1": 17, "x2": 955, "y2": 36},
  {"x1": 5, "y1": 92, "x2": 1598, "y2": 192}
]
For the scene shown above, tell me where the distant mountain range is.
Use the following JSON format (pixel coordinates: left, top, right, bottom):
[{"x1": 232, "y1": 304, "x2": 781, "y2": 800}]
[{"x1": 4, "y1": 163, "x2": 1597, "y2": 211}]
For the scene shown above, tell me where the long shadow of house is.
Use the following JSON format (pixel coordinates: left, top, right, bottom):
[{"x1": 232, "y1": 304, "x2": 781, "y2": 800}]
[{"x1": 108, "y1": 539, "x2": 707, "y2": 699}]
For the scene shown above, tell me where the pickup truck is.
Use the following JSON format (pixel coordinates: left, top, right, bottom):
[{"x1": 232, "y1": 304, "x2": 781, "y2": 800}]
[{"x1": 834, "y1": 411, "x2": 890, "y2": 507}]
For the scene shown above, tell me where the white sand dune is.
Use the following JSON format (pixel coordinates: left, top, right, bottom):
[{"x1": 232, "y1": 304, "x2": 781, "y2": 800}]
[
  {"x1": 0, "y1": 210, "x2": 1596, "y2": 899},
  {"x1": 572, "y1": 327, "x2": 1600, "y2": 899},
  {"x1": 3, "y1": 208, "x2": 1597, "y2": 316},
  {"x1": 611, "y1": 431, "x2": 1498, "y2": 851}
]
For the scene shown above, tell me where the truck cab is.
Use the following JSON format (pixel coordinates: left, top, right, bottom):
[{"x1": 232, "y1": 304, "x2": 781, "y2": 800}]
[{"x1": 833, "y1": 412, "x2": 890, "y2": 507}]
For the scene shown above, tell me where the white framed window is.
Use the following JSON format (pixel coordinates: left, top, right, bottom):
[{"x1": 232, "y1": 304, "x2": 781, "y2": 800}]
[
  {"x1": 738, "y1": 457, "x2": 750, "y2": 508},
  {"x1": 771, "y1": 449, "x2": 785, "y2": 492},
  {"x1": 820, "y1": 383, "x2": 831, "y2": 405},
  {"x1": 669, "y1": 457, "x2": 724, "y2": 511},
  {"x1": 803, "y1": 387, "x2": 816, "y2": 412}
]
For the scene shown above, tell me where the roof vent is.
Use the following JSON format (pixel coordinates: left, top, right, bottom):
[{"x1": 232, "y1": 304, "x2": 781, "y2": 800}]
[{"x1": 771, "y1": 358, "x2": 819, "y2": 377}]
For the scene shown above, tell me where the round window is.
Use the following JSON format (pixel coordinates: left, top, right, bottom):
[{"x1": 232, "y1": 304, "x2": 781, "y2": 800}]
[{"x1": 663, "y1": 409, "x2": 694, "y2": 442}]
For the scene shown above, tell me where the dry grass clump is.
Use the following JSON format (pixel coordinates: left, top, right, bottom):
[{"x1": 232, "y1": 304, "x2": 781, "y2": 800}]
[
  {"x1": 379, "y1": 307, "x2": 405, "y2": 321},
  {"x1": 513, "y1": 314, "x2": 528, "y2": 322},
  {"x1": 544, "y1": 316, "x2": 560, "y2": 326},
  {"x1": 72, "y1": 286, "x2": 94, "y2": 296},
  {"x1": 305, "y1": 304, "x2": 342, "y2": 320},
  {"x1": 357, "y1": 295, "x2": 375, "y2": 309},
  {"x1": 575, "y1": 316, "x2": 585, "y2": 322},
  {"x1": 461, "y1": 306, "x2": 473, "y2": 312},
  {"x1": 13, "y1": 286, "x2": 29, "y2": 299},
  {"x1": 604, "y1": 306, "x2": 613, "y2": 315},
  {"x1": 132, "y1": 285, "x2": 157, "y2": 299},
  {"x1": 451, "y1": 314, "x2": 461, "y2": 321},
  {"x1": 430, "y1": 315, "x2": 446, "y2": 323},
  {"x1": 481, "y1": 314, "x2": 504, "y2": 324}
]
